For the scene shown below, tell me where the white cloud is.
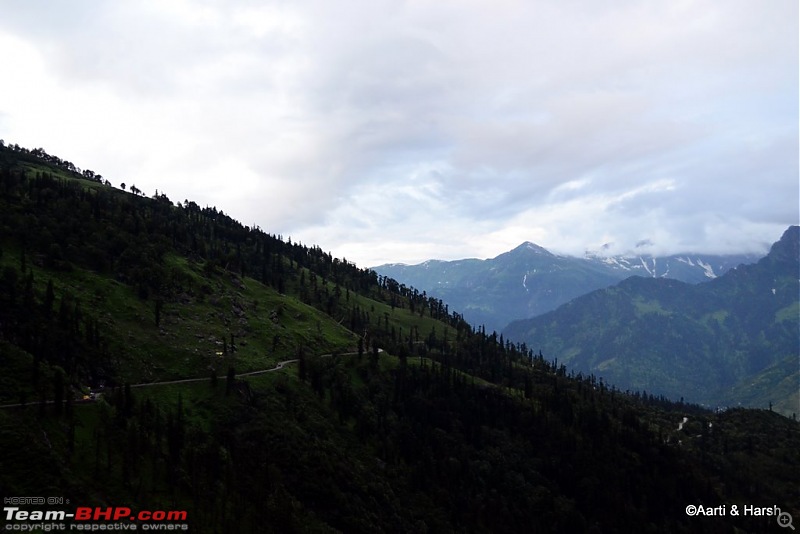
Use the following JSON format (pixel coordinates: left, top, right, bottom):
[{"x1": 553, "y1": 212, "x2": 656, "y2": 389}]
[{"x1": 0, "y1": 0, "x2": 796, "y2": 267}]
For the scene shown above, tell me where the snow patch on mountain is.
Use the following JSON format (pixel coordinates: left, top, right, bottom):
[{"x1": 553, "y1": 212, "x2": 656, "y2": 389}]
[
  {"x1": 640, "y1": 257, "x2": 653, "y2": 276},
  {"x1": 696, "y1": 259, "x2": 716, "y2": 279},
  {"x1": 599, "y1": 256, "x2": 631, "y2": 270}
]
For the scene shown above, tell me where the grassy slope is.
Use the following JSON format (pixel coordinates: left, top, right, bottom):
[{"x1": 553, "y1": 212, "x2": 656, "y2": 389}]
[{"x1": 0, "y1": 248, "x2": 355, "y2": 390}]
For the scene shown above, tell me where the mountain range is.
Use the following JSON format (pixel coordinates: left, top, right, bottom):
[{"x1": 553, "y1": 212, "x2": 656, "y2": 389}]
[
  {"x1": 503, "y1": 226, "x2": 799, "y2": 416},
  {"x1": 374, "y1": 243, "x2": 760, "y2": 332}
]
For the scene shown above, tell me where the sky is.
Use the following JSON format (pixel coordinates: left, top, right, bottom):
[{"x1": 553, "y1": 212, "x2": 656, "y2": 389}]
[{"x1": 0, "y1": 0, "x2": 797, "y2": 267}]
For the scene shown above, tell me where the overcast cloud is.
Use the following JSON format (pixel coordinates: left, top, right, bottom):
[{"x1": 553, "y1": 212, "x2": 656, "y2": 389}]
[{"x1": 0, "y1": 0, "x2": 796, "y2": 266}]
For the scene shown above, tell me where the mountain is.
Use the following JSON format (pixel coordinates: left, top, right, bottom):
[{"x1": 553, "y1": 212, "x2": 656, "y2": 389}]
[
  {"x1": 1, "y1": 142, "x2": 798, "y2": 532},
  {"x1": 503, "y1": 226, "x2": 800, "y2": 416},
  {"x1": 374, "y1": 242, "x2": 759, "y2": 332},
  {"x1": 587, "y1": 251, "x2": 761, "y2": 282}
]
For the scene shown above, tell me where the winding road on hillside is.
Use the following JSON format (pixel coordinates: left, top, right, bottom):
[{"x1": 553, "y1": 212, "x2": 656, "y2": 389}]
[
  {"x1": 0, "y1": 350, "x2": 376, "y2": 409},
  {"x1": 128, "y1": 356, "x2": 304, "y2": 389}
]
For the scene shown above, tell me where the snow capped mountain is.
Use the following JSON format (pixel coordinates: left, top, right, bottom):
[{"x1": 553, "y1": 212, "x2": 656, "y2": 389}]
[
  {"x1": 373, "y1": 242, "x2": 761, "y2": 331},
  {"x1": 502, "y1": 226, "x2": 799, "y2": 415},
  {"x1": 583, "y1": 252, "x2": 759, "y2": 282}
]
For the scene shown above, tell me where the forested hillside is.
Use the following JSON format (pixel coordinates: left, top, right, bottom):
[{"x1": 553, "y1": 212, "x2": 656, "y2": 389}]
[
  {"x1": 503, "y1": 226, "x2": 799, "y2": 416},
  {"x1": 0, "y1": 143, "x2": 797, "y2": 533}
]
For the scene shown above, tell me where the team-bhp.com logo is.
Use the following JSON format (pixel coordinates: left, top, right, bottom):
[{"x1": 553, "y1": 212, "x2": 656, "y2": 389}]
[
  {"x1": 73, "y1": 508, "x2": 187, "y2": 522},
  {"x1": 5, "y1": 506, "x2": 188, "y2": 530}
]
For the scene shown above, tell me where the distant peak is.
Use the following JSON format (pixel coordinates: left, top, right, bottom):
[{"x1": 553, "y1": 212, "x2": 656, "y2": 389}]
[
  {"x1": 767, "y1": 225, "x2": 799, "y2": 263},
  {"x1": 512, "y1": 241, "x2": 553, "y2": 255},
  {"x1": 584, "y1": 242, "x2": 615, "y2": 258}
]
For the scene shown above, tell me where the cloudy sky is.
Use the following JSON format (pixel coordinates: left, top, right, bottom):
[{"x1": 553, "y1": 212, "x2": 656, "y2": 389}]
[{"x1": 0, "y1": 1, "x2": 797, "y2": 266}]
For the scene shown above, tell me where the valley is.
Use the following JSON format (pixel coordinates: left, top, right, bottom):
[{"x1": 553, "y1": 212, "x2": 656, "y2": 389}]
[{"x1": 375, "y1": 228, "x2": 797, "y2": 416}]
